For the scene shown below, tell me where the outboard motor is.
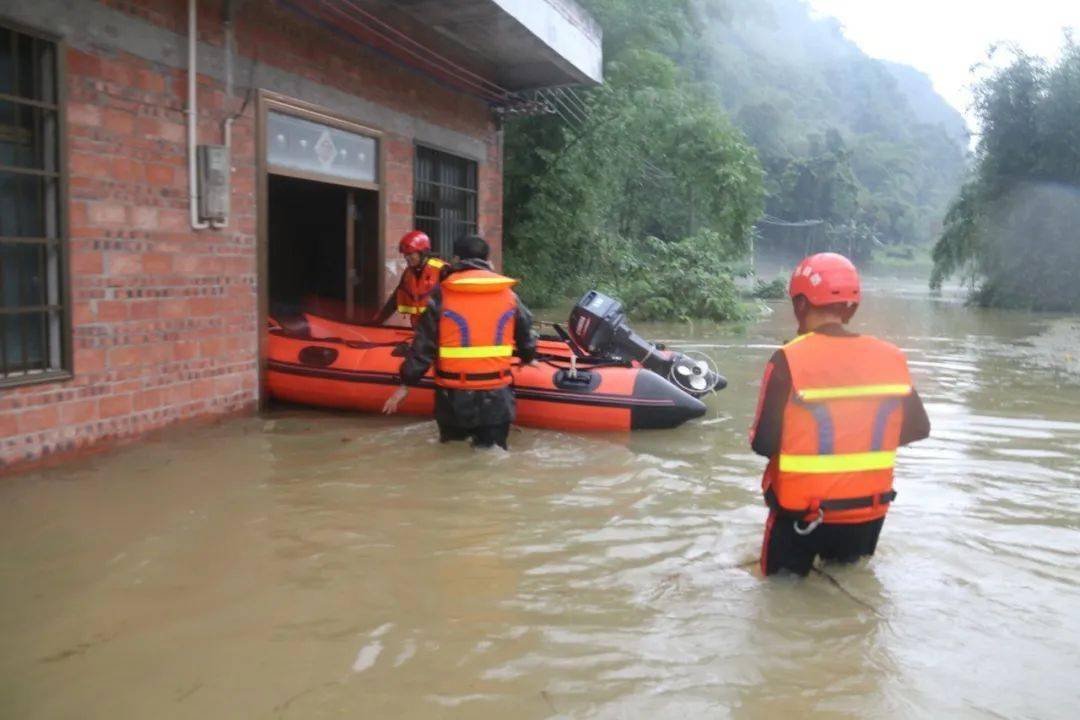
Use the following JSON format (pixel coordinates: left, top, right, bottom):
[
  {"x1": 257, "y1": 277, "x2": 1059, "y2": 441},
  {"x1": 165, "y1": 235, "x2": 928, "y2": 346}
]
[{"x1": 567, "y1": 291, "x2": 727, "y2": 397}]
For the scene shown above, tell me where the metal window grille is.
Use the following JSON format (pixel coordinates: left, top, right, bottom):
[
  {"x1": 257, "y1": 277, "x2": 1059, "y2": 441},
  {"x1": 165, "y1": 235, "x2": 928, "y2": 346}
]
[
  {"x1": 0, "y1": 24, "x2": 68, "y2": 386},
  {"x1": 413, "y1": 145, "x2": 477, "y2": 259}
]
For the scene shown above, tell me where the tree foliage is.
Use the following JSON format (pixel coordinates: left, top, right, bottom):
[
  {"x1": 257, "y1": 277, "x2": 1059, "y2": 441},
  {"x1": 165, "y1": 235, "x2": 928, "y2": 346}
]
[
  {"x1": 503, "y1": 0, "x2": 763, "y2": 319},
  {"x1": 930, "y1": 40, "x2": 1080, "y2": 311},
  {"x1": 502, "y1": 0, "x2": 970, "y2": 318}
]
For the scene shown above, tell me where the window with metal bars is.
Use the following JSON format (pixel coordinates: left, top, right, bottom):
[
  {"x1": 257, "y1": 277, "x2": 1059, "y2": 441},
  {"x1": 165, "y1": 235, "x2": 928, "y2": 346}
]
[
  {"x1": 413, "y1": 145, "x2": 477, "y2": 259},
  {"x1": 0, "y1": 24, "x2": 69, "y2": 386}
]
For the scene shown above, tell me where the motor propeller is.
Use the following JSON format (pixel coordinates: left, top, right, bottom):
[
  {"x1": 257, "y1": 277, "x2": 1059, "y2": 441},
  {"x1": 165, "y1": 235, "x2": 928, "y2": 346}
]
[{"x1": 669, "y1": 350, "x2": 725, "y2": 395}]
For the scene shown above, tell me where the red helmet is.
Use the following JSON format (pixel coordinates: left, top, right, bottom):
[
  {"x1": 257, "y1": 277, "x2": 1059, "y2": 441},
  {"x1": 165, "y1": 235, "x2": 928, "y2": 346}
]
[
  {"x1": 789, "y1": 252, "x2": 861, "y2": 306},
  {"x1": 399, "y1": 230, "x2": 431, "y2": 255}
]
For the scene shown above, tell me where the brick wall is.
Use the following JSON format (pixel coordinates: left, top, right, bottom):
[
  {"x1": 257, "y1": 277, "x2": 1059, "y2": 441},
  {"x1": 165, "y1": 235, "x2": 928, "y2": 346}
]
[{"x1": 0, "y1": 0, "x2": 502, "y2": 473}]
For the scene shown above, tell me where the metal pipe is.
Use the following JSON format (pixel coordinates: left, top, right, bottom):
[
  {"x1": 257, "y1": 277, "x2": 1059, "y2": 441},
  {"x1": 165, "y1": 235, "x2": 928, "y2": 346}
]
[
  {"x1": 212, "y1": 0, "x2": 235, "y2": 230},
  {"x1": 188, "y1": 0, "x2": 209, "y2": 230}
]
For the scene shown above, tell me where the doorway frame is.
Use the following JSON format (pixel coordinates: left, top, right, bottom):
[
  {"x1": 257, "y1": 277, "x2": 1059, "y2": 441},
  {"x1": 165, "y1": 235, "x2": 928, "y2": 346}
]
[{"x1": 256, "y1": 90, "x2": 388, "y2": 409}]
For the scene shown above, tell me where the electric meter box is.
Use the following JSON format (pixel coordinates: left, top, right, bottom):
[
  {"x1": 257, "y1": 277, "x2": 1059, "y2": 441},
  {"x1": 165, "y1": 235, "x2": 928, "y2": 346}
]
[{"x1": 197, "y1": 144, "x2": 230, "y2": 223}]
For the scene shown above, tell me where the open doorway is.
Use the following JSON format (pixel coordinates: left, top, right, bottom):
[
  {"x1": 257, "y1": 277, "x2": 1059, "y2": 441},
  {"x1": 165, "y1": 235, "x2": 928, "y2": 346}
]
[{"x1": 268, "y1": 174, "x2": 380, "y2": 321}]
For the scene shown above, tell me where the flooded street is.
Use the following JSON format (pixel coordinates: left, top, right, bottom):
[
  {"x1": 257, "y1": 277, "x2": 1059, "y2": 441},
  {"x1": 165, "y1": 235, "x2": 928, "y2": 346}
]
[{"x1": 2, "y1": 280, "x2": 1080, "y2": 719}]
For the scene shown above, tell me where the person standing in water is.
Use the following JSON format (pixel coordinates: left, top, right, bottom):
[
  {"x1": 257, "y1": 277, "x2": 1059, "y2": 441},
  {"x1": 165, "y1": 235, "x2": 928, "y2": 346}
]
[
  {"x1": 382, "y1": 235, "x2": 537, "y2": 449},
  {"x1": 373, "y1": 230, "x2": 446, "y2": 326},
  {"x1": 750, "y1": 253, "x2": 930, "y2": 576}
]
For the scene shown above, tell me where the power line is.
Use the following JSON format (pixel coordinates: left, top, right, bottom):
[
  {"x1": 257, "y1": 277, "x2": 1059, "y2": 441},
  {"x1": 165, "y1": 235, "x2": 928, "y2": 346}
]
[
  {"x1": 331, "y1": 0, "x2": 511, "y2": 98},
  {"x1": 550, "y1": 91, "x2": 587, "y2": 128},
  {"x1": 758, "y1": 214, "x2": 824, "y2": 227},
  {"x1": 559, "y1": 87, "x2": 591, "y2": 118},
  {"x1": 278, "y1": 0, "x2": 513, "y2": 104},
  {"x1": 546, "y1": 98, "x2": 582, "y2": 132}
]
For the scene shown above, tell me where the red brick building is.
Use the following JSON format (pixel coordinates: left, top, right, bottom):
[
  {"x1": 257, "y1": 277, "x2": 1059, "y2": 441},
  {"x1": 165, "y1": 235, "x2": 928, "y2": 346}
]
[{"x1": 0, "y1": 0, "x2": 601, "y2": 472}]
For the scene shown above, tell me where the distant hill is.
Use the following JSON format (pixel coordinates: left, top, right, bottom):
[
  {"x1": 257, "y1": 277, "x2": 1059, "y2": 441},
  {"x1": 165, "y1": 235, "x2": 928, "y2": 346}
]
[
  {"x1": 688, "y1": 0, "x2": 971, "y2": 247},
  {"x1": 882, "y1": 61, "x2": 970, "y2": 150}
]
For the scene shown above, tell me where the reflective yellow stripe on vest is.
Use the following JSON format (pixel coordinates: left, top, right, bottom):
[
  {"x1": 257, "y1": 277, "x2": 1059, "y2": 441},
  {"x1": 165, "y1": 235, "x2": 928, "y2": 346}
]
[
  {"x1": 439, "y1": 345, "x2": 513, "y2": 359},
  {"x1": 784, "y1": 332, "x2": 815, "y2": 348},
  {"x1": 798, "y1": 384, "x2": 912, "y2": 402},
  {"x1": 779, "y1": 451, "x2": 897, "y2": 474},
  {"x1": 449, "y1": 277, "x2": 512, "y2": 286},
  {"x1": 397, "y1": 305, "x2": 425, "y2": 315}
]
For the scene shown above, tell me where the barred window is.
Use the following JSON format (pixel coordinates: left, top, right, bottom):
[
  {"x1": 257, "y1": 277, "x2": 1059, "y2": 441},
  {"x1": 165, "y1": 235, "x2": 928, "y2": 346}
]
[
  {"x1": 413, "y1": 145, "x2": 477, "y2": 259},
  {"x1": 0, "y1": 24, "x2": 69, "y2": 386}
]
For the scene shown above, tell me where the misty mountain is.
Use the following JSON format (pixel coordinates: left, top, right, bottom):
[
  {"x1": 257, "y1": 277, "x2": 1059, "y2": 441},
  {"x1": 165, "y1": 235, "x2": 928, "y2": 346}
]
[
  {"x1": 882, "y1": 61, "x2": 970, "y2": 150},
  {"x1": 686, "y1": 0, "x2": 970, "y2": 246}
]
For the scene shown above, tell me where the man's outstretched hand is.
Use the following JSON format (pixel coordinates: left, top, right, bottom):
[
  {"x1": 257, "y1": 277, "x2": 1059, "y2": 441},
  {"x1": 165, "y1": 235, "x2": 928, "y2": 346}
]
[{"x1": 382, "y1": 385, "x2": 409, "y2": 414}]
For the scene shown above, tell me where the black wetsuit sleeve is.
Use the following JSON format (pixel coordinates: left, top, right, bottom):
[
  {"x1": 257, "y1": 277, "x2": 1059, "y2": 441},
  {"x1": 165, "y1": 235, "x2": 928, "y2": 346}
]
[
  {"x1": 750, "y1": 350, "x2": 790, "y2": 458},
  {"x1": 900, "y1": 388, "x2": 931, "y2": 445},
  {"x1": 514, "y1": 297, "x2": 538, "y2": 364},
  {"x1": 373, "y1": 276, "x2": 401, "y2": 325},
  {"x1": 399, "y1": 288, "x2": 440, "y2": 385}
]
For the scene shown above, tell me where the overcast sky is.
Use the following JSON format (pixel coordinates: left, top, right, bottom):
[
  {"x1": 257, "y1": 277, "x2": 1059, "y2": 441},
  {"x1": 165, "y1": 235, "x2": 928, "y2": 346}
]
[{"x1": 806, "y1": 0, "x2": 1080, "y2": 132}]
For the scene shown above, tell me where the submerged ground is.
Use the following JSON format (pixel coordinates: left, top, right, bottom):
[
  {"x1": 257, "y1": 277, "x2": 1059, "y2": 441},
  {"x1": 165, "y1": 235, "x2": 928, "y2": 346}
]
[{"x1": 2, "y1": 278, "x2": 1079, "y2": 718}]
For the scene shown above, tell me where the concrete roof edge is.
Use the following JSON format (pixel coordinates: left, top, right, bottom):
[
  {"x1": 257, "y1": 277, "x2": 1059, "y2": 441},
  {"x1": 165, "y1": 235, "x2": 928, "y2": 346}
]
[{"x1": 489, "y1": 0, "x2": 603, "y2": 86}]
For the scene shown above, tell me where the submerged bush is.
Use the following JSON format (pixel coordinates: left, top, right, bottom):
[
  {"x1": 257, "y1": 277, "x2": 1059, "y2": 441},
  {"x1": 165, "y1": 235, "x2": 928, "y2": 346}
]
[
  {"x1": 593, "y1": 231, "x2": 751, "y2": 322},
  {"x1": 752, "y1": 276, "x2": 788, "y2": 299}
]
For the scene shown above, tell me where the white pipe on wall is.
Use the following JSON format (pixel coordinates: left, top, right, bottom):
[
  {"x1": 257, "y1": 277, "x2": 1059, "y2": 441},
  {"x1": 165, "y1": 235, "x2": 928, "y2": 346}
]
[
  {"x1": 188, "y1": 0, "x2": 209, "y2": 230},
  {"x1": 212, "y1": 0, "x2": 234, "y2": 230}
]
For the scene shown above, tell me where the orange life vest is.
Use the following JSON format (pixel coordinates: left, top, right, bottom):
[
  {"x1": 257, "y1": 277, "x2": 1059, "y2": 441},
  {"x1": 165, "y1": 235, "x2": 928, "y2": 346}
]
[
  {"x1": 395, "y1": 257, "x2": 446, "y2": 327},
  {"x1": 764, "y1": 331, "x2": 913, "y2": 524},
  {"x1": 435, "y1": 269, "x2": 519, "y2": 390}
]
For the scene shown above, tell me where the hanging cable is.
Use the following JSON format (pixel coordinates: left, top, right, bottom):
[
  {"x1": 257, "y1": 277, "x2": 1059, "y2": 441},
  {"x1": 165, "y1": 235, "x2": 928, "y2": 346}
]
[
  {"x1": 550, "y1": 91, "x2": 587, "y2": 128},
  {"x1": 330, "y1": 0, "x2": 511, "y2": 98},
  {"x1": 276, "y1": 0, "x2": 513, "y2": 104},
  {"x1": 317, "y1": 1, "x2": 507, "y2": 101},
  {"x1": 759, "y1": 214, "x2": 824, "y2": 227},
  {"x1": 562, "y1": 86, "x2": 593, "y2": 118},
  {"x1": 557, "y1": 87, "x2": 590, "y2": 119}
]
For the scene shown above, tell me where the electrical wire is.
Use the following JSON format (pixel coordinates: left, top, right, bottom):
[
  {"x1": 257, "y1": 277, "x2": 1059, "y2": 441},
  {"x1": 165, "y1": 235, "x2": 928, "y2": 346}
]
[
  {"x1": 558, "y1": 87, "x2": 591, "y2": 118},
  {"x1": 562, "y1": 86, "x2": 593, "y2": 117},
  {"x1": 318, "y1": 1, "x2": 507, "y2": 101},
  {"x1": 277, "y1": 0, "x2": 513, "y2": 103},
  {"x1": 330, "y1": 0, "x2": 511, "y2": 98},
  {"x1": 550, "y1": 92, "x2": 587, "y2": 128},
  {"x1": 759, "y1": 214, "x2": 824, "y2": 227}
]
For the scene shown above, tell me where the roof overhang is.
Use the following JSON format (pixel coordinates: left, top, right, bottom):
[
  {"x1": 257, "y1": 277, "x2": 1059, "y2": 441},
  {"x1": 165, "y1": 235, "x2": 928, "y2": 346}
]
[{"x1": 277, "y1": 0, "x2": 603, "y2": 104}]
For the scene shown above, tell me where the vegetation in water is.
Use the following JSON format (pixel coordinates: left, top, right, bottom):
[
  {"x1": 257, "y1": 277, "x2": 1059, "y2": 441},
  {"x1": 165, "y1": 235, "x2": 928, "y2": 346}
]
[
  {"x1": 594, "y1": 232, "x2": 752, "y2": 322},
  {"x1": 930, "y1": 39, "x2": 1080, "y2": 311},
  {"x1": 752, "y1": 276, "x2": 789, "y2": 300}
]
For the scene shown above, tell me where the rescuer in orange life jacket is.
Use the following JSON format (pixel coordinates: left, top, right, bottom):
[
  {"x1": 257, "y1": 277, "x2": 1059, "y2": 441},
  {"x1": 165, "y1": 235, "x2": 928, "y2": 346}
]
[
  {"x1": 373, "y1": 230, "x2": 447, "y2": 327},
  {"x1": 381, "y1": 235, "x2": 537, "y2": 449},
  {"x1": 750, "y1": 252, "x2": 930, "y2": 576}
]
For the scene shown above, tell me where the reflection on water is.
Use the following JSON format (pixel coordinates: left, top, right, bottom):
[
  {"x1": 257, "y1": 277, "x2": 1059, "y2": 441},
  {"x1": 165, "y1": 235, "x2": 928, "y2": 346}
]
[{"x1": 2, "y1": 281, "x2": 1080, "y2": 718}]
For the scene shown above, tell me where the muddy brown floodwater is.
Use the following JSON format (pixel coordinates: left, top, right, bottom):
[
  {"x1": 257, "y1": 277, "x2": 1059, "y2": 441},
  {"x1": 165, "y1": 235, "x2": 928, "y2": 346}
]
[{"x1": 2, "y1": 279, "x2": 1080, "y2": 718}]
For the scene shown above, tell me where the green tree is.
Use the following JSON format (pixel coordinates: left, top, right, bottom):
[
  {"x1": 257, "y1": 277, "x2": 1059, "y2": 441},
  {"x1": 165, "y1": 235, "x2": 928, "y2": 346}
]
[
  {"x1": 502, "y1": 1, "x2": 763, "y2": 319},
  {"x1": 931, "y1": 39, "x2": 1080, "y2": 311}
]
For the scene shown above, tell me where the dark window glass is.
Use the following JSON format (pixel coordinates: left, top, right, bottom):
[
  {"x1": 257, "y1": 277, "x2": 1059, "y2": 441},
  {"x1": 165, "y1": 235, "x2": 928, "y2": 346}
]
[
  {"x1": 0, "y1": 24, "x2": 67, "y2": 384},
  {"x1": 413, "y1": 145, "x2": 478, "y2": 259},
  {"x1": 0, "y1": 100, "x2": 59, "y2": 170}
]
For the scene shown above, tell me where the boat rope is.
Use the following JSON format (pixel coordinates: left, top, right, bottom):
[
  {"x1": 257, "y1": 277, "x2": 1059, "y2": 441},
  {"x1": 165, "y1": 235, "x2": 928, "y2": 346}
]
[{"x1": 812, "y1": 567, "x2": 883, "y2": 616}]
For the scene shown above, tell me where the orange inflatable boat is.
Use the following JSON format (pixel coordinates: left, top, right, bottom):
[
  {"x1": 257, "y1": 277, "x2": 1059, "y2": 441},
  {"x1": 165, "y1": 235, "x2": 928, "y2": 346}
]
[{"x1": 266, "y1": 292, "x2": 725, "y2": 432}]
